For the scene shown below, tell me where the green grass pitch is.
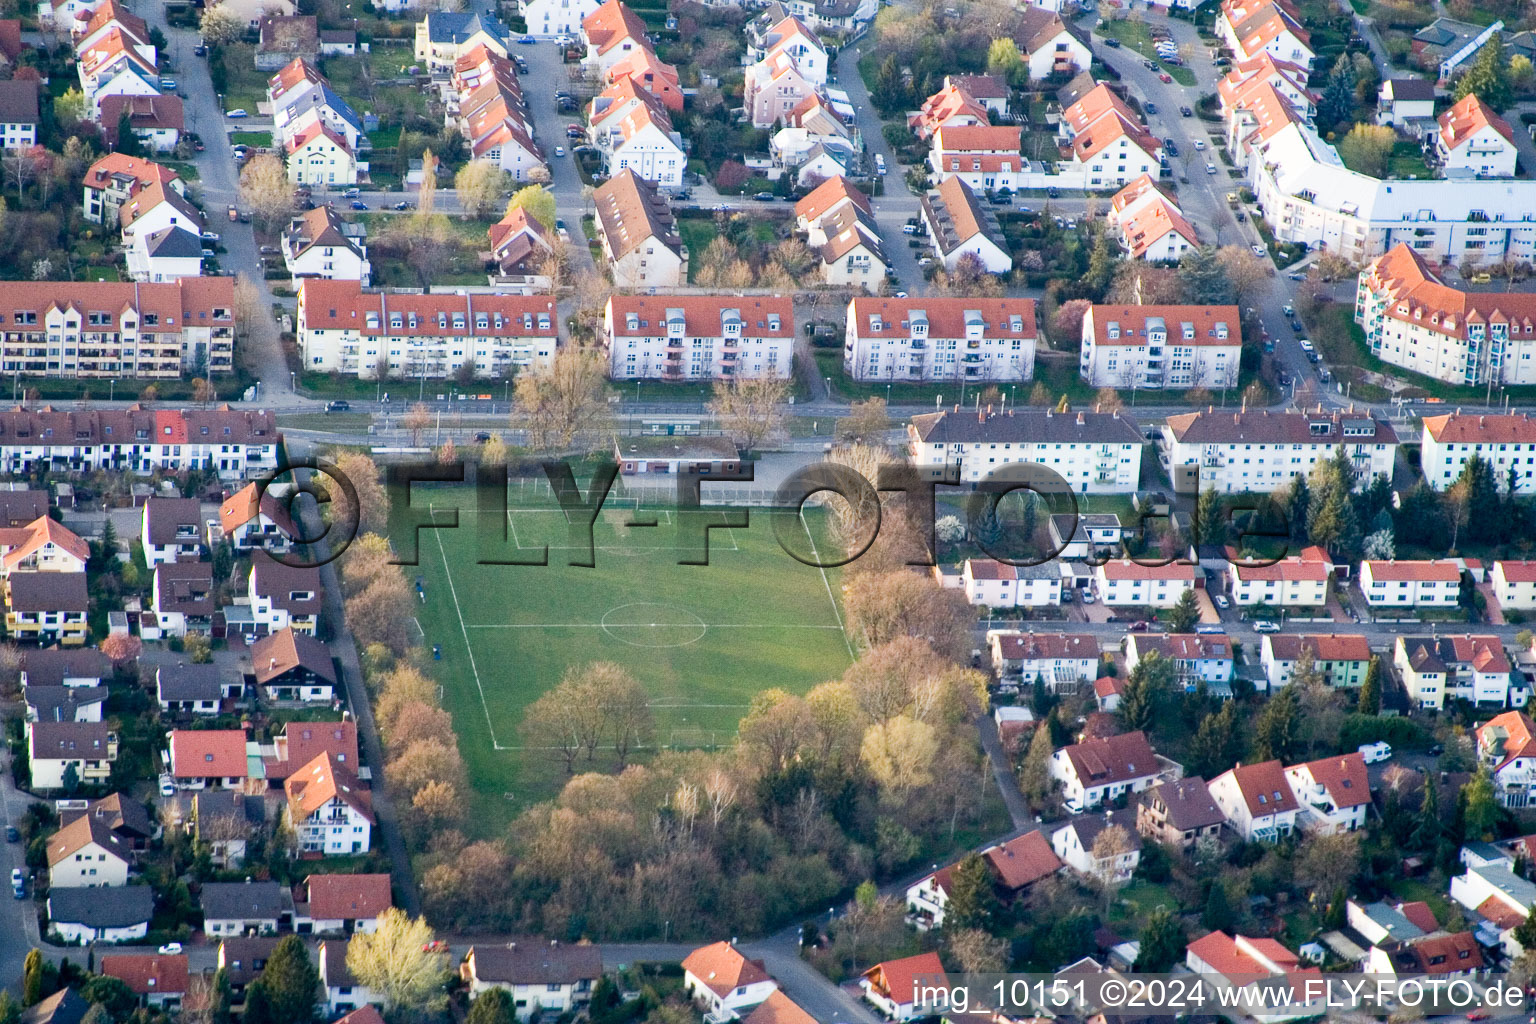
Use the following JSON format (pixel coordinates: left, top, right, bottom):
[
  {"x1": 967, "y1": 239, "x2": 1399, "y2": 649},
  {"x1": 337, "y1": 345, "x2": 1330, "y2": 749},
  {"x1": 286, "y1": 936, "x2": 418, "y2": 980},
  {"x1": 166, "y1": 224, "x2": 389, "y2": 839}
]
[{"x1": 393, "y1": 478, "x2": 855, "y2": 829}]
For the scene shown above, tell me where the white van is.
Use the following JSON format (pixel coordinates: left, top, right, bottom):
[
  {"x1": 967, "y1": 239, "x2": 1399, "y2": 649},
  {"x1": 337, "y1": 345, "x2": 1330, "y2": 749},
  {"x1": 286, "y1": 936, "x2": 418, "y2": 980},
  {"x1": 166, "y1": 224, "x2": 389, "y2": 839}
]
[
  {"x1": 1358, "y1": 741, "x2": 1392, "y2": 764},
  {"x1": 874, "y1": 154, "x2": 887, "y2": 175}
]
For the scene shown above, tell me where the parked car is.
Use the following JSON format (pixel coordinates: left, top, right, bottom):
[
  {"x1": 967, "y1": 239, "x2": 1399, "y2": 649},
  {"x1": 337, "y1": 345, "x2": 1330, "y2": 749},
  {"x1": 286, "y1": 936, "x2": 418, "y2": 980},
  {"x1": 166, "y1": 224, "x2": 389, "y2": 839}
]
[
  {"x1": 393, "y1": 201, "x2": 412, "y2": 210},
  {"x1": 258, "y1": 245, "x2": 278, "y2": 255},
  {"x1": 1179, "y1": 105, "x2": 1193, "y2": 116},
  {"x1": 1145, "y1": 101, "x2": 1157, "y2": 114},
  {"x1": 474, "y1": 431, "x2": 491, "y2": 443},
  {"x1": 1358, "y1": 741, "x2": 1392, "y2": 764},
  {"x1": 1193, "y1": 139, "x2": 1206, "y2": 150},
  {"x1": 1206, "y1": 163, "x2": 1217, "y2": 174},
  {"x1": 1129, "y1": 620, "x2": 1149, "y2": 632},
  {"x1": 752, "y1": 191, "x2": 774, "y2": 201},
  {"x1": 344, "y1": 187, "x2": 361, "y2": 198},
  {"x1": 517, "y1": 34, "x2": 536, "y2": 43},
  {"x1": 193, "y1": 45, "x2": 206, "y2": 56},
  {"x1": 555, "y1": 146, "x2": 565, "y2": 156},
  {"x1": 201, "y1": 231, "x2": 220, "y2": 243},
  {"x1": 1215, "y1": 594, "x2": 1230, "y2": 608},
  {"x1": 158, "y1": 943, "x2": 183, "y2": 956},
  {"x1": 201, "y1": 248, "x2": 216, "y2": 258},
  {"x1": 1103, "y1": 36, "x2": 1121, "y2": 46},
  {"x1": 874, "y1": 153, "x2": 886, "y2": 175},
  {"x1": 325, "y1": 400, "x2": 351, "y2": 413},
  {"x1": 1253, "y1": 619, "x2": 1280, "y2": 633},
  {"x1": 4, "y1": 827, "x2": 17, "y2": 842},
  {"x1": 1158, "y1": 72, "x2": 1173, "y2": 83},
  {"x1": 225, "y1": 108, "x2": 248, "y2": 118},
  {"x1": 1251, "y1": 244, "x2": 1267, "y2": 257},
  {"x1": 350, "y1": 201, "x2": 368, "y2": 210}
]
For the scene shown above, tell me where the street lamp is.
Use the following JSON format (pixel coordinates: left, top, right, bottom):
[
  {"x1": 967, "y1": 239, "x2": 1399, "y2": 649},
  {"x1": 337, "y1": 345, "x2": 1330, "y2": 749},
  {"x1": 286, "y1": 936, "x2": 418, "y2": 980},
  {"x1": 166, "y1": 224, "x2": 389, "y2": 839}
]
[
  {"x1": 109, "y1": 380, "x2": 115, "y2": 402},
  {"x1": 288, "y1": 371, "x2": 295, "y2": 393}
]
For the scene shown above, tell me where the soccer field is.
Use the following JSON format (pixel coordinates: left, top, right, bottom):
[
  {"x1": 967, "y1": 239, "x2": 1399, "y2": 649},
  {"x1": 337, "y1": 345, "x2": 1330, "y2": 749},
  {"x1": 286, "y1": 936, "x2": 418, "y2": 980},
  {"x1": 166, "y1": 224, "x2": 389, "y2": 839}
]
[{"x1": 398, "y1": 478, "x2": 855, "y2": 820}]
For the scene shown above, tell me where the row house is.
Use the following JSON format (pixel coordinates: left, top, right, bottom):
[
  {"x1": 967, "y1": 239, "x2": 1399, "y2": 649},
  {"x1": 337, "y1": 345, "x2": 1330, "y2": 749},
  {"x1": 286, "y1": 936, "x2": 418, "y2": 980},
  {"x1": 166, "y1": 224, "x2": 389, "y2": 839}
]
[
  {"x1": 1161, "y1": 407, "x2": 1399, "y2": 495},
  {"x1": 844, "y1": 296, "x2": 1037, "y2": 382},
  {"x1": 745, "y1": 11, "x2": 826, "y2": 81},
  {"x1": 591, "y1": 169, "x2": 687, "y2": 288},
  {"x1": 1056, "y1": 82, "x2": 1161, "y2": 190},
  {"x1": 7, "y1": 572, "x2": 88, "y2": 644},
  {"x1": 0, "y1": 406, "x2": 278, "y2": 479},
  {"x1": 1394, "y1": 633, "x2": 1518, "y2": 709},
  {"x1": 1049, "y1": 512, "x2": 1125, "y2": 560},
  {"x1": 744, "y1": 23, "x2": 824, "y2": 129},
  {"x1": 919, "y1": 175, "x2": 1012, "y2": 274},
  {"x1": 296, "y1": 278, "x2": 558, "y2": 379},
  {"x1": 454, "y1": 47, "x2": 544, "y2": 182},
  {"x1": 141, "y1": 495, "x2": 201, "y2": 567},
  {"x1": 1079, "y1": 302, "x2": 1240, "y2": 390},
  {"x1": 1094, "y1": 559, "x2": 1198, "y2": 608},
  {"x1": 907, "y1": 407, "x2": 1143, "y2": 491},
  {"x1": 928, "y1": 124, "x2": 1026, "y2": 193},
  {"x1": 986, "y1": 630, "x2": 1099, "y2": 690},
  {"x1": 249, "y1": 553, "x2": 321, "y2": 636},
  {"x1": 1437, "y1": 93, "x2": 1517, "y2": 178},
  {"x1": 603, "y1": 296, "x2": 794, "y2": 381},
  {"x1": 1283, "y1": 752, "x2": 1371, "y2": 834},
  {"x1": 909, "y1": 81, "x2": 988, "y2": 141},
  {"x1": 460, "y1": 941, "x2": 603, "y2": 1015},
  {"x1": 28, "y1": 720, "x2": 116, "y2": 789},
  {"x1": 1258, "y1": 633, "x2": 1372, "y2": 691},
  {"x1": 1049, "y1": 729, "x2": 1167, "y2": 813},
  {"x1": 1359, "y1": 558, "x2": 1462, "y2": 608},
  {"x1": 283, "y1": 206, "x2": 371, "y2": 287},
  {"x1": 414, "y1": 10, "x2": 510, "y2": 74},
  {"x1": 1125, "y1": 633, "x2": 1234, "y2": 688},
  {"x1": 795, "y1": 176, "x2": 886, "y2": 288},
  {"x1": 81, "y1": 154, "x2": 183, "y2": 226},
  {"x1": 960, "y1": 558, "x2": 1061, "y2": 608},
  {"x1": 604, "y1": 47, "x2": 683, "y2": 113},
  {"x1": 1356, "y1": 246, "x2": 1536, "y2": 387},
  {"x1": 268, "y1": 58, "x2": 363, "y2": 152},
  {"x1": 1226, "y1": 545, "x2": 1332, "y2": 608},
  {"x1": 0, "y1": 278, "x2": 234, "y2": 380},
  {"x1": 1217, "y1": 53, "x2": 1315, "y2": 123},
  {"x1": 1106, "y1": 175, "x2": 1200, "y2": 263},
  {"x1": 1217, "y1": 0, "x2": 1314, "y2": 65},
  {"x1": 1420, "y1": 411, "x2": 1536, "y2": 492},
  {"x1": 588, "y1": 80, "x2": 684, "y2": 187},
  {"x1": 76, "y1": 0, "x2": 159, "y2": 119}
]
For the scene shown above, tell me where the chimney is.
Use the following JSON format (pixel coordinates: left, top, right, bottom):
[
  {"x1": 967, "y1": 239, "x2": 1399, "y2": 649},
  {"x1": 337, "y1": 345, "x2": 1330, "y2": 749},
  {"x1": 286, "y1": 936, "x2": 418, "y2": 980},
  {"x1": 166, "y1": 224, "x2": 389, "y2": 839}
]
[{"x1": 1077, "y1": 412, "x2": 1084, "y2": 425}]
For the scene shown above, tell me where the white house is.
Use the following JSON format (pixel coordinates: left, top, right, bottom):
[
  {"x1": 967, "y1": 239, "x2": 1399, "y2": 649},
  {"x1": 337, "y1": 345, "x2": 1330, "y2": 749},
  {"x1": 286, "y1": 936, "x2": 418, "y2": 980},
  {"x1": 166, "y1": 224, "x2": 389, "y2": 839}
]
[
  {"x1": 1420, "y1": 412, "x2": 1536, "y2": 492},
  {"x1": 1057, "y1": 83, "x2": 1162, "y2": 190},
  {"x1": 99, "y1": 954, "x2": 188, "y2": 1012},
  {"x1": 459, "y1": 942, "x2": 603, "y2": 1019},
  {"x1": 928, "y1": 125, "x2": 1026, "y2": 193},
  {"x1": 1185, "y1": 931, "x2": 1325, "y2": 1023},
  {"x1": 1162, "y1": 409, "x2": 1399, "y2": 495},
  {"x1": 167, "y1": 729, "x2": 248, "y2": 790},
  {"x1": 1050, "y1": 730, "x2": 1165, "y2": 813},
  {"x1": 603, "y1": 296, "x2": 794, "y2": 381},
  {"x1": 1359, "y1": 559, "x2": 1462, "y2": 608},
  {"x1": 1478, "y1": 711, "x2": 1536, "y2": 807},
  {"x1": 283, "y1": 206, "x2": 370, "y2": 286},
  {"x1": 28, "y1": 721, "x2": 115, "y2": 790},
  {"x1": 284, "y1": 753, "x2": 373, "y2": 856},
  {"x1": 286, "y1": 122, "x2": 359, "y2": 186},
  {"x1": 1493, "y1": 561, "x2": 1536, "y2": 609},
  {"x1": 1218, "y1": 0, "x2": 1315, "y2": 65},
  {"x1": 46, "y1": 813, "x2": 131, "y2": 888},
  {"x1": 1377, "y1": 78, "x2": 1435, "y2": 125},
  {"x1": 1050, "y1": 809, "x2": 1141, "y2": 883},
  {"x1": 1449, "y1": 862, "x2": 1536, "y2": 957},
  {"x1": 296, "y1": 874, "x2": 391, "y2": 935},
  {"x1": 920, "y1": 175, "x2": 1013, "y2": 275},
  {"x1": 1015, "y1": 6, "x2": 1091, "y2": 80},
  {"x1": 860, "y1": 953, "x2": 948, "y2": 1022},
  {"x1": 47, "y1": 886, "x2": 153, "y2": 945},
  {"x1": 1125, "y1": 633, "x2": 1234, "y2": 688},
  {"x1": 907, "y1": 408, "x2": 1144, "y2": 491},
  {"x1": 156, "y1": 663, "x2": 222, "y2": 716},
  {"x1": 987, "y1": 630, "x2": 1100, "y2": 690},
  {"x1": 681, "y1": 942, "x2": 778, "y2": 1021},
  {"x1": 1208, "y1": 759, "x2": 1299, "y2": 841},
  {"x1": 1079, "y1": 303, "x2": 1241, "y2": 390},
  {"x1": 125, "y1": 225, "x2": 203, "y2": 283},
  {"x1": 1226, "y1": 545, "x2": 1332, "y2": 608},
  {"x1": 1346, "y1": 898, "x2": 1442, "y2": 946},
  {"x1": 592, "y1": 169, "x2": 687, "y2": 289},
  {"x1": 520, "y1": 0, "x2": 599, "y2": 36},
  {"x1": 141, "y1": 497, "x2": 202, "y2": 567},
  {"x1": 1259, "y1": 633, "x2": 1372, "y2": 691},
  {"x1": 320, "y1": 940, "x2": 381, "y2": 1018},
  {"x1": 961, "y1": 559, "x2": 1062, "y2": 608},
  {"x1": 844, "y1": 297, "x2": 1037, "y2": 383},
  {"x1": 1437, "y1": 93, "x2": 1517, "y2": 178},
  {"x1": 218, "y1": 481, "x2": 296, "y2": 555},
  {"x1": 1094, "y1": 560, "x2": 1198, "y2": 608},
  {"x1": 249, "y1": 554, "x2": 321, "y2": 635},
  {"x1": 1283, "y1": 752, "x2": 1371, "y2": 834},
  {"x1": 1107, "y1": 176, "x2": 1201, "y2": 262},
  {"x1": 199, "y1": 881, "x2": 289, "y2": 938},
  {"x1": 1394, "y1": 634, "x2": 1517, "y2": 710}
]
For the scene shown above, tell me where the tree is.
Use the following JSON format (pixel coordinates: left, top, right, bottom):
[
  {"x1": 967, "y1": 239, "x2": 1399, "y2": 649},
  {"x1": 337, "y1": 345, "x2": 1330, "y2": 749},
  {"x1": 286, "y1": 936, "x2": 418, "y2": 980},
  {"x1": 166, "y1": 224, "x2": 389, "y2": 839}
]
[
  {"x1": 1415, "y1": 770, "x2": 1443, "y2": 850},
  {"x1": 480, "y1": 433, "x2": 508, "y2": 466},
  {"x1": 1168, "y1": 588, "x2": 1200, "y2": 633},
  {"x1": 1133, "y1": 907, "x2": 1184, "y2": 971},
  {"x1": 1189, "y1": 702, "x2": 1243, "y2": 778},
  {"x1": 60, "y1": 761, "x2": 79, "y2": 795},
  {"x1": 1358, "y1": 656, "x2": 1382, "y2": 715},
  {"x1": 1462, "y1": 766, "x2": 1500, "y2": 841},
  {"x1": 54, "y1": 88, "x2": 85, "y2": 127},
  {"x1": 329, "y1": 451, "x2": 390, "y2": 538},
  {"x1": 709, "y1": 376, "x2": 791, "y2": 454},
  {"x1": 1119, "y1": 651, "x2": 1174, "y2": 733},
  {"x1": 947, "y1": 927, "x2": 1010, "y2": 974},
  {"x1": 1362, "y1": 528, "x2": 1395, "y2": 560},
  {"x1": 467, "y1": 989, "x2": 516, "y2": 1024},
  {"x1": 21, "y1": 949, "x2": 43, "y2": 1006},
  {"x1": 1295, "y1": 832, "x2": 1362, "y2": 899},
  {"x1": 1051, "y1": 298, "x2": 1091, "y2": 346},
  {"x1": 1318, "y1": 53, "x2": 1358, "y2": 129},
  {"x1": 238, "y1": 155, "x2": 295, "y2": 231},
  {"x1": 521, "y1": 687, "x2": 587, "y2": 773},
  {"x1": 114, "y1": 112, "x2": 144, "y2": 158},
  {"x1": 244, "y1": 936, "x2": 317, "y2": 1024},
  {"x1": 514, "y1": 344, "x2": 611, "y2": 452},
  {"x1": 100, "y1": 632, "x2": 141, "y2": 665},
  {"x1": 345, "y1": 571, "x2": 414, "y2": 654},
  {"x1": 1252, "y1": 685, "x2": 1300, "y2": 761},
  {"x1": 346, "y1": 909, "x2": 447, "y2": 1014},
  {"x1": 1203, "y1": 879, "x2": 1235, "y2": 932},
  {"x1": 77, "y1": 978, "x2": 135, "y2": 1021},
  {"x1": 1215, "y1": 245, "x2": 1268, "y2": 307},
  {"x1": 185, "y1": 632, "x2": 212, "y2": 663},
  {"x1": 402, "y1": 403, "x2": 431, "y2": 447},
  {"x1": 199, "y1": 3, "x2": 245, "y2": 42},
  {"x1": 1090, "y1": 823, "x2": 1133, "y2": 887},
  {"x1": 505, "y1": 185, "x2": 556, "y2": 229},
  {"x1": 985, "y1": 37, "x2": 1024, "y2": 83},
  {"x1": 843, "y1": 572, "x2": 975, "y2": 664},
  {"x1": 944, "y1": 852, "x2": 996, "y2": 930},
  {"x1": 1179, "y1": 246, "x2": 1234, "y2": 304},
  {"x1": 437, "y1": 437, "x2": 458, "y2": 466},
  {"x1": 454, "y1": 160, "x2": 510, "y2": 218},
  {"x1": 861, "y1": 715, "x2": 938, "y2": 796},
  {"x1": 1454, "y1": 34, "x2": 1512, "y2": 111},
  {"x1": 1335, "y1": 123, "x2": 1396, "y2": 177},
  {"x1": 836, "y1": 398, "x2": 892, "y2": 444},
  {"x1": 1019, "y1": 721, "x2": 1054, "y2": 806}
]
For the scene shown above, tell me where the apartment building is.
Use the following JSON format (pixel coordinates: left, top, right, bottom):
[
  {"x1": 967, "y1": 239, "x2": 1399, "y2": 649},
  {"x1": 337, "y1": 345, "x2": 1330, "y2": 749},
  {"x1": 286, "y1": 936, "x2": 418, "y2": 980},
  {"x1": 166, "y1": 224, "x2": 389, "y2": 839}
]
[
  {"x1": 1420, "y1": 412, "x2": 1536, "y2": 490},
  {"x1": 1226, "y1": 545, "x2": 1331, "y2": 608},
  {"x1": 0, "y1": 278, "x2": 232, "y2": 379},
  {"x1": 296, "y1": 279, "x2": 557, "y2": 380},
  {"x1": 1394, "y1": 634, "x2": 1517, "y2": 709},
  {"x1": 1359, "y1": 559, "x2": 1462, "y2": 608},
  {"x1": 1094, "y1": 560, "x2": 1198, "y2": 608},
  {"x1": 603, "y1": 296, "x2": 793, "y2": 381},
  {"x1": 1259, "y1": 633, "x2": 1372, "y2": 691},
  {"x1": 1056, "y1": 82, "x2": 1162, "y2": 190},
  {"x1": 1125, "y1": 633, "x2": 1234, "y2": 687},
  {"x1": 928, "y1": 124, "x2": 1026, "y2": 193},
  {"x1": 986, "y1": 630, "x2": 1099, "y2": 688},
  {"x1": 1161, "y1": 408, "x2": 1398, "y2": 494},
  {"x1": 1078, "y1": 304, "x2": 1241, "y2": 389},
  {"x1": 843, "y1": 297, "x2": 1037, "y2": 382},
  {"x1": 919, "y1": 175, "x2": 1012, "y2": 274},
  {"x1": 1217, "y1": 0, "x2": 1314, "y2": 64},
  {"x1": 81, "y1": 154, "x2": 183, "y2": 225},
  {"x1": 906, "y1": 408, "x2": 1144, "y2": 490},
  {"x1": 592, "y1": 169, "x2": 687, "y2": 288}
]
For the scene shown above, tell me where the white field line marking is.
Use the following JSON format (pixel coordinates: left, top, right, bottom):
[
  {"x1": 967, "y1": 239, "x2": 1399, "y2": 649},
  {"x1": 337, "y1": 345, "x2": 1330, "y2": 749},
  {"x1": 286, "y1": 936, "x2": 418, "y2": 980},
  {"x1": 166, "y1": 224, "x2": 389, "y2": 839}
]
[
  {"x1": 801, "y1": 508, "x2": 855, "y2": 660},
  {"x1": 429, "y1": 505, "x2": 503, "y2": 749}
]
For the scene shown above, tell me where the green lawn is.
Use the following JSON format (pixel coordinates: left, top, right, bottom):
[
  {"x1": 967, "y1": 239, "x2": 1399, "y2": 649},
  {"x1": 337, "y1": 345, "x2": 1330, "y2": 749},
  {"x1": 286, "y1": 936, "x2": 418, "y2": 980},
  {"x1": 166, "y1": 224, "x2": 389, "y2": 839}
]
[
  {"x1": 392, "y1": 485, "x2": 855, "y2": 831},
  {"x1": 1387, "y1": 140, "x2": 1432, "y2": 179},
  {"x1": 231, "y1": 131, "x2": 272, "y2": 149},
  {"x1": 677, "y1": 219, "x2": 718, "y2": 283}
]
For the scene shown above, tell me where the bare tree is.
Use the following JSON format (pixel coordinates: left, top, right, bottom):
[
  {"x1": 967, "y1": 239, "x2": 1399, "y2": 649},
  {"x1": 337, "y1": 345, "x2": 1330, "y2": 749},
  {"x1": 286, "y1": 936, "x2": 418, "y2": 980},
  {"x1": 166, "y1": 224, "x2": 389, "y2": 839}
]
[
  {"x1": 708, "y1": 376, "x2": 791, "y2": 454},
  {"x1": 238, "y1": 155, "x2": 295, "y2": 231},
  {"x1": 513, "y1": 345, "x2": 611, "y2": 452}
]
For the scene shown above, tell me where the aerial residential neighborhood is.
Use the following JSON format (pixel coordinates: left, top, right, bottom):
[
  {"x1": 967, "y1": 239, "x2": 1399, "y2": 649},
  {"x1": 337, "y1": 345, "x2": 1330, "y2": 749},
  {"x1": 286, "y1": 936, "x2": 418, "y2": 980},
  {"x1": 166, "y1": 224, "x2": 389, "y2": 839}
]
[{"x1": 3, "y1": 0, "x2": 1536, "y2": 1016}]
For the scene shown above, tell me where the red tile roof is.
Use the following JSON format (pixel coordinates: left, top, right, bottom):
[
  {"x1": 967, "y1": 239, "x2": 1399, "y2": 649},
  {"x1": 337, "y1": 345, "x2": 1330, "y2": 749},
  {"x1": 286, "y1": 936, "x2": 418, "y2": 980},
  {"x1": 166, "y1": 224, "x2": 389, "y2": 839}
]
[
  {"x1": 850, "y1": 297, "x2": 1037, "y2": 340},
  {"x1": 794, "y1": 175, "x2": 870, "y2": 224},
  {"x1": 304, "y1": 873, "x2": 391, "y2": 921},
  {"x1": 606, "y1": 296, "x2": 793, "y2": 338},
  {"x1": 100, "y1": 954, "x2": 189, "y2": 996},
  {"x1": 1399, "y1": 901, "x2": 1439, "y2": 934},
  {"x1": 862, "y1": 952, "x2": 947, "y2": 1005},
  {"x1": 742, "y1": 991, "x2": 816, "y2": 1024},
  {"x1": 984, "y1": 829, "x2": 1063, "y2": 889},
  {"x1": 1220, "y1": 760, "x2": 1298, "y2": 816},
  {"x1": 1263, "y1": 633, "x2": 1372, "y2": 662},
  {"x1": 1364, "y1": 559, "x2": 1461, "y2": 583},
  {"x1": 1439, "y1": 93, "x2": 1515, "y2": 151},
  {"x1": 1059, "y1": 730, "x2": 1161, "y2": 787},
  {"x1": 682, "y1": 942, "x2": 772, "y2": 997},
  {"x1": 1086, "y1": 304, "x2": 1239, "y2": 347},
  {"x1": 1098, "y1": 559, "x2": 1198, "y2": 582},
  {"x1": 991, "y1": 631, "x2": 1099, "y2": 661},
  {"x1": 1424, "y1": 412, "x2": 1536, "y2": 445},
  {"x1": 170, "y1": 729, "x2": 247, "y2": 779},
  {"x1": 1292, "y1": 752, "x2": 1370, "y2": 809},
  {"x1": 285, "y1": 752, "x2": 373, "y2": 822}
]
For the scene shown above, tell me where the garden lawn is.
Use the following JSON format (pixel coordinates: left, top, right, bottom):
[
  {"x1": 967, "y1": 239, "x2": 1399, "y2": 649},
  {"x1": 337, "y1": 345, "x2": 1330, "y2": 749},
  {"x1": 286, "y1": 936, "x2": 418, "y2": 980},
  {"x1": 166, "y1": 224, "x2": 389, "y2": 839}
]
[{"x1": 393, "y1": 483, "x2": 854, "y2": 832}]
